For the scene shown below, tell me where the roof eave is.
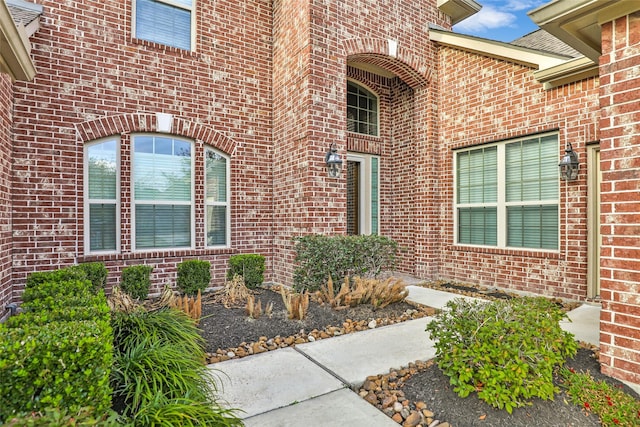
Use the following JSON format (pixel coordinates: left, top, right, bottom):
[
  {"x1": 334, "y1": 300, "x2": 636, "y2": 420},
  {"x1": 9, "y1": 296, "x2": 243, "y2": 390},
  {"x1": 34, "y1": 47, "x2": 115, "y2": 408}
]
[
  {"x1": 0, "y1": 1, "x2": 37, "y2": 81},
  {"x1": 437, "y1": 0, "x2": 482, "y2": 26}
]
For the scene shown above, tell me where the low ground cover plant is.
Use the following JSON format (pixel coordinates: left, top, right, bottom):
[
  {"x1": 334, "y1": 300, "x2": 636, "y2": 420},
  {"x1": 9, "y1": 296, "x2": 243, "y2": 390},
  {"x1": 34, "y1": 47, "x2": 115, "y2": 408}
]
[
  {"x1": 293, "y1": 234, "x2": 398, "y2": 292},
  {"x1": 426, "y1": 297, "x2": 578, "y2": 413},
  {"x1": 562, "y1": 367, "x2": 640, "y2": 427}
]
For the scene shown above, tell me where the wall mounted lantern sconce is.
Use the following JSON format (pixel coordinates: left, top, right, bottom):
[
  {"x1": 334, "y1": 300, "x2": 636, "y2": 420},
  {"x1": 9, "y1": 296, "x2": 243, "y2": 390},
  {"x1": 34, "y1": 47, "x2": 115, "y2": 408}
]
[
  {"x1": 559, "y1": 142, "x2": 579, "y2": 181},
  {"x1": 325, "y1": 144, "x2": 343, "y2": 178}
]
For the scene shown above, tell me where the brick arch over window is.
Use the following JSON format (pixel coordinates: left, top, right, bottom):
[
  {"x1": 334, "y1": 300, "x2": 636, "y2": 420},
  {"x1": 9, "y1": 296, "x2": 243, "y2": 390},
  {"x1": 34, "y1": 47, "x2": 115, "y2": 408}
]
[
  {"x1": 343, "y1": 38, "x2": 433, "y2": 88},
  {"x1": 75, "y1": 113, "x2": 237, "y2": 154}
]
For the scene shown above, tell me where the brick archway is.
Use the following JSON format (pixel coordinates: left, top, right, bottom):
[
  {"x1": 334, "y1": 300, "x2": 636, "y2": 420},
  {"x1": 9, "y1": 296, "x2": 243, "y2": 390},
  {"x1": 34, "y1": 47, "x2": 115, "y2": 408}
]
[
  {"x1": 343, "y1": 37, "x2": 433, "y2": 88},
  {"x1": 75, "y1": 113, "x2": 237, "y2": 154}
]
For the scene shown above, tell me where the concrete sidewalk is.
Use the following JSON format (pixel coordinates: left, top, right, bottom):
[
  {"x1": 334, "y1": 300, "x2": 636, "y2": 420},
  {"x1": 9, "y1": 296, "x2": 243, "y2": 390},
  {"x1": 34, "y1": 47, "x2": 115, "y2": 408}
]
[{"x1": 210, "y1": 286, "x2": 601, "y2": 426}]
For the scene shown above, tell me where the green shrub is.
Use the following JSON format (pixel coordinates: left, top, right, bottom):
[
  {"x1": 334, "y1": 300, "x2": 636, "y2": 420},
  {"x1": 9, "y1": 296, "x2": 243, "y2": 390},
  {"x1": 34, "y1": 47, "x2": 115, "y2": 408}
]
[
  {"x1": 110, "y1": 308, "x2": 241, "y2": 425},
  {"x1": 426, "y1": 297, "x2": 578, "y2": 414},
  {"x1": 6, "y1": 303, "x2": 109, "y2": 327},
  {"x1": 176, "y1": 259, "x2": 211, "y2": 296},
  {"x1": 21, "y1": 279, "x2": 93, "y2": 304},
  {"x1": 0, "y1": 319, "x2": 113, "y2": 423},
  {"x1": 25, "y1": 267, "x2": 87, "y2": 290},
  {"x1": 120, "y1": 265, "x2": 154, "y2": 300},
  {"x1": 227, "y1": 254, "x2": 265, "y2": 289},
  {"x1": 293, "y1": 234, "x2": 398, "y2": 292},
  {"x1": 75, "y1": 262, "x2": 109, "y2": 293},
  {"x1": 3, "y1": 407, "x2": 121, "y2": 427}
]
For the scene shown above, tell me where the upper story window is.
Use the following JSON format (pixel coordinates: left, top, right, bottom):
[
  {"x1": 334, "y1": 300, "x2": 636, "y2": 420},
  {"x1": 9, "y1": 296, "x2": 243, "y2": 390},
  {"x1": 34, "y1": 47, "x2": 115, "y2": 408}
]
[
  {"x1": 455, "y1": 133, "x2": 559, "y2": 250},
  {"x1": 85, "y1": 138, "x2": 120, "y2": 253},
  {"x1": 84, "y1": 134, "x2": 231, "y2": 255},
  {"x1": 347, "y1": 81, "x2": 379, "y2": 136},
  {"x1": 134, "y1": 0, "x2": 194, "y2": 51}
]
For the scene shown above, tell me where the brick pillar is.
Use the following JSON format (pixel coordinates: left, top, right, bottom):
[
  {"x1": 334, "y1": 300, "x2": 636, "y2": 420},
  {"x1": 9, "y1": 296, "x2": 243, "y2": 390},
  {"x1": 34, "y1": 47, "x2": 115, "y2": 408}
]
[
  {"x1": 0, "y1": 74, "x2": 13, "y2": 319},
  {"x1": 598, "y1": 12, "x2": 640, "y2": 387},
  {"x1": 271, "y1": 0, "x2": 346, "y2": 286}
]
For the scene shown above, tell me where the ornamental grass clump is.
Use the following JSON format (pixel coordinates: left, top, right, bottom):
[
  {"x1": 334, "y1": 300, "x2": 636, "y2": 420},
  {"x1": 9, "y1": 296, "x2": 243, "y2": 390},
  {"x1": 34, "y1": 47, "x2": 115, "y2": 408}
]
[
  {"x1": 426, "y1": 297, "x2": 578, "y2": 414},
  {"x1": 316, "y1": 276, "x2": 408, "y2": 310}
]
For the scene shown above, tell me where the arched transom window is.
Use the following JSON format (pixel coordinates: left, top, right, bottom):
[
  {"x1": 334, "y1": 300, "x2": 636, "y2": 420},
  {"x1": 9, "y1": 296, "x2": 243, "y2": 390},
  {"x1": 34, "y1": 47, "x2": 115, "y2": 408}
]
[{"x1": 347, "y1": 81, "x2": 379, "y2": 136}]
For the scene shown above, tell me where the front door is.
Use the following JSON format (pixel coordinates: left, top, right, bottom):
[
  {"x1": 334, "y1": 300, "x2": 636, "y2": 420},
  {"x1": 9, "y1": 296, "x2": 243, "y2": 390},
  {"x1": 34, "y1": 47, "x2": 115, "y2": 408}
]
[
  {"x1": 346, "y1": 154, "x2": 379, "y2": 236},
  {"x1": 587, "y1": 144, "x2": 601, "y2": 299}
]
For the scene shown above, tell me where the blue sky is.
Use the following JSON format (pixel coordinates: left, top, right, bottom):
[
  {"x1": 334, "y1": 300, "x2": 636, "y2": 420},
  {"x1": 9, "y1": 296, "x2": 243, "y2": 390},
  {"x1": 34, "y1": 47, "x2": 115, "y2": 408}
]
[{"x1": 452, "y1": 0, "x2": 550, "y2": 43}]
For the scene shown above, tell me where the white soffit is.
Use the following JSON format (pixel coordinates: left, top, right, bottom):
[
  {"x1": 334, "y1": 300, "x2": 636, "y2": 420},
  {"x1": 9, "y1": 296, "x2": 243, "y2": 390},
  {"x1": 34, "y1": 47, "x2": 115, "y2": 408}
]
[
  {"x1": 529, "y1": 0, "x2": 640, "y2": 62},
  {"x1": 534, "y1": 56, "x2": 599, "y2": 89},
  {"x1": 437, "y1": 0, "x2": 482, "y2": 25},
  {"x1": 429, "y1": 28, "x2": 570, "y2": 69}
]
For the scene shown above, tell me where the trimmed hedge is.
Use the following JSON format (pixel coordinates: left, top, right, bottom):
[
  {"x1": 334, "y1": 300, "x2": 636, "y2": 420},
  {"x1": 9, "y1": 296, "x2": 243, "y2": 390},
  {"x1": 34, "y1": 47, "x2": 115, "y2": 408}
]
[
  {"x1": 75, "y1": 262, "x2": 109, "y2": 293},
  {"x1": 176, "y1": 259, "x2": 211, "y2": 296},
  {"x1": 25, "y1": 267, "x2": 87, "y2": 290},
  {"x1": 21, "y1": 279, "x2": 93, "y2": 304},
  {"x1": 293, "y1": 234, "x2": 398, "y2": 292},
  {"x1": 227, "y1": 254, "x2": 265, "y2": 289},
  {"x1": 0, "y1": 319, "x2": 113, "y2": 422}
]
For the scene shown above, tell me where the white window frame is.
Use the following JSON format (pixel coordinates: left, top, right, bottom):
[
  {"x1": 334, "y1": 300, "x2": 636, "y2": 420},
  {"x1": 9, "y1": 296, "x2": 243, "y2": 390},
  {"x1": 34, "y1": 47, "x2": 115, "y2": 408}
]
[
  {"x1": 205, "y1": 146, "x2": 231, "y2": 248},
  {"x1": 347, "y1": 79, "x2": 380, "y2": 137},
  {"x1": 453, "y1": 133, "x2": 560, "y2": 252},
  {"x1": 132, "y1": 0, "x2": 196, "y2": 51},
  {"x1": 84, "y1": 137, "x2": 121, "y2": 255},
  {"x1": 131, "y1": 134, "x2": 196, "y2": 252},
  {"x1": 347, "y1": 153, "x2": 380, "y2": 235}
]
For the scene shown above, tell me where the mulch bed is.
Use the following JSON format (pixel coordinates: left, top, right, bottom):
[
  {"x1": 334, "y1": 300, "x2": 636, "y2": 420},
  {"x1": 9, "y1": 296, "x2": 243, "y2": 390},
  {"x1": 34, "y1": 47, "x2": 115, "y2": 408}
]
[{"x1": 197, "y1": 282, "x2": 638, "y2": 427}]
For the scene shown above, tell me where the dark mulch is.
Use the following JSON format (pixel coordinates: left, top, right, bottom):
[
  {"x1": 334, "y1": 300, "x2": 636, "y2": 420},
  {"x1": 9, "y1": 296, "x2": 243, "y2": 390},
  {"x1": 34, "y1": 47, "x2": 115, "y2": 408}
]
[
  {"x1": 197, "y1": 285, "x2": 639, "y2": 427},
  {"x1": 198, "y1": 287, "x2": 423, "y2": 353}
]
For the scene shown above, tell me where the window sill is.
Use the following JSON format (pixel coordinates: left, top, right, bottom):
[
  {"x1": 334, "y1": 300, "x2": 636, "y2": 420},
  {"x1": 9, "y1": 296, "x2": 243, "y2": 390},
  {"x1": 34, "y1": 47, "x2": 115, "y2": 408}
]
[
  {"x1": 449, "y1": 245, "x2": 562, "y2": 259},
  {"x1": 79, "y1": 247, "x2": 237, "y2": 263},
  {"x1": 131, "y1": 38, "x2": 200, "y2": 59}
]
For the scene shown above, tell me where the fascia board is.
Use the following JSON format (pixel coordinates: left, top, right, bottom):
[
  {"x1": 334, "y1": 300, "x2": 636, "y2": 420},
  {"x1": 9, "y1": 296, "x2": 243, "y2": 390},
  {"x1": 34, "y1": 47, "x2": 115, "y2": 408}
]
[
  {"x1": 0, "y1": 1, "x2": 36, "y2": 81},
  {"x1": 429, "y1": 28, "x2": 570, "y2": 69},
  {"x1": 534, "y1": 56, "x2": 599, "y2": 89}
]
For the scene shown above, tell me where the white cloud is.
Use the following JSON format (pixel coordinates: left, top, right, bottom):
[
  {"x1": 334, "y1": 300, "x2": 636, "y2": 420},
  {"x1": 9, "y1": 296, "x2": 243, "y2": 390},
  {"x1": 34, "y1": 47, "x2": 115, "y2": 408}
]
[
  {"x1": 501, "y1": 0, "x2": 548, "y2": 12},
  {"x1": 453, "y1": 6, "x2": 517, "y2": 33}
]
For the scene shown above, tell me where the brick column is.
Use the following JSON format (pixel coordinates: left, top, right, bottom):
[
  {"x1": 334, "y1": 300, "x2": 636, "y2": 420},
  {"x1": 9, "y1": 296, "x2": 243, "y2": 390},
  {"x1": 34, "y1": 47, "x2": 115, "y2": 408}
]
[{"x1": 598, "y1": 12, "x2": 640, "y2": 387}]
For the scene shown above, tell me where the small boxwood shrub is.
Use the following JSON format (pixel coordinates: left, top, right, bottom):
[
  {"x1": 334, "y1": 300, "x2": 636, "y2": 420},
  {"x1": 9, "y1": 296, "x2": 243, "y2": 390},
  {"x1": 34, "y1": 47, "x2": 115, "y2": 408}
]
[
  {"x1": 75, "y1": 262, "x2": 109, "y2": 293},
  {"x1": 120, "y1": 265, "x2": 153, "y2": 300},
  {"x1": 176, "y1": 259, "x2": 211, "y2": 296},
  {"x1": 426, "y1": 297, "x2": 578, "y2": 414},
  {"x1": 293, "y1": 234, "x2": 398, "y2": 292},
  {"x1": 227, "y1": 254, "x2": 265, "y2": 289},
  {"x1": 0, "y1": 319, "x2": 113, "y2": 423}
]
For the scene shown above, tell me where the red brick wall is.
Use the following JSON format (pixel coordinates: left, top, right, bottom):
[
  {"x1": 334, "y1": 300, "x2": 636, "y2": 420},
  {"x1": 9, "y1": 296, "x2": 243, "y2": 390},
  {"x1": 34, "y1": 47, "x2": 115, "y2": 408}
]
[
  {"x1": 271, "y1": 0, "x2": 448, "y2": 284},
  {"x1": 435, "y1": 47, "x2": 600, "y2": 300},
  {"x1": 598, "y1": 12, "x2": 640, "y2": 386},
  {"x1": 12, "y1": 0, "x2": 274, "y2": 294},
  {"x1": 0, "y1": 73, "x2": 13, "y2": 318}
]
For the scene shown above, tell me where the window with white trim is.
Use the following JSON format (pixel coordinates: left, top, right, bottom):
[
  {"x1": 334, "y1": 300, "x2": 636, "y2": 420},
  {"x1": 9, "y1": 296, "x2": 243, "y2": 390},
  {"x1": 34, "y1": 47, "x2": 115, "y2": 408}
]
[
  {"x1": 85, "y1": 138, "x2": 119, "y2": 253},
  {"x1": 455, "y1": 133, "x2": 559, "y2": 250},
  {"x1": 205, "y1": 148, "x2": 230, "y2": 247},
  {"x1": 347, "y1": 81, "x2": 379, "y2": 136},
  {"x1": 134, "y1": 0, "x2": 194, "y2": 51},
  {"x1": 133, "y1": 135, "x2": 193, "y2": 250}
]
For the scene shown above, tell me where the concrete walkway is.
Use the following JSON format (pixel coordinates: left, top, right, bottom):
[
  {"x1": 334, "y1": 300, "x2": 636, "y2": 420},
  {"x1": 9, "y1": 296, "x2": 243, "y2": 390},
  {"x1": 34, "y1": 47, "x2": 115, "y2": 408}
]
[{"x1": 209, "y1": 286, "x2": 601, "y2": 426}]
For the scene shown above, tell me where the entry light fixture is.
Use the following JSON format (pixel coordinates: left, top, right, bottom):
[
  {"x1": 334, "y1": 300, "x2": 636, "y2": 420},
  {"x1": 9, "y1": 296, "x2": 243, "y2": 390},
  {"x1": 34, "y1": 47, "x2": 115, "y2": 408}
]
[
  {"x1": 325, "y1": 144, "x2": 343, "y2": 178},
  {"x1": 559, "y1": 142, "x2": 579, "y2": 181}
]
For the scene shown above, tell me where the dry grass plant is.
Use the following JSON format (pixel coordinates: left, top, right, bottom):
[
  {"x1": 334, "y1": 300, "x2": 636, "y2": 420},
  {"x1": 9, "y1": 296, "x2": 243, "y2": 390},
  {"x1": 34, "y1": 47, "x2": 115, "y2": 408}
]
[
  {"x1": 316, "y1": 276, "x2": 408, "y2": 310},
  {"x1": 107, "y1": 285, "x2": 138, "y2": 313},
  {"x1": 245, "y1": 294, "x2": 262, "y2": 319},
  {"x1": 168, "y1": 289, "x2": 202, "y2": 324},
  {"x1": 208, "y1": 275, "x2": 251, "y2": 308},
  {"x1": 280, "y1": 287, "x2": 309, "y2": 320}
]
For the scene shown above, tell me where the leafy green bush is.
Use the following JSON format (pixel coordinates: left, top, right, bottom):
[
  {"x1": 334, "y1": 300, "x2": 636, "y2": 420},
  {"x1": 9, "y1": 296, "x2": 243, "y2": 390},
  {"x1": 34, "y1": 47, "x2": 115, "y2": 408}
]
[
  {"x1": 0, "y1": 319, "x2": 113, "y2": 423},
  {"x1": 426, "y1": 297, "x2": 578, "y2": 413},
  {"x1": 110, "y1": 308, "x2": 241, "y2": 426},
  {"x1": 25, "y1": 267, "x2": 87, "y2": 290},
  {"x1": 293, "y1": 234, "x2": 398, "y2": 292},
  {"x1": 21, "y1": 279, "x2": 93, "y2": 304},
  {"x1": 177, "y1": 259, "x2": 211, "y2": 296},
  {"x1": 6, "y1": 303, "x2": 109, "y2": 327},
  {"x1": 227, "y1": 254, "x2": 265, "y2": 289},
  {"x1": 3, "y1": 407, "x2": 121, "y2": 427},
  {"x1": 120, "y1": 265, "x2": 153, "y2": 300},
  {"x1": 75, "y1": 262, "x2": 109, "y2": 293}
]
